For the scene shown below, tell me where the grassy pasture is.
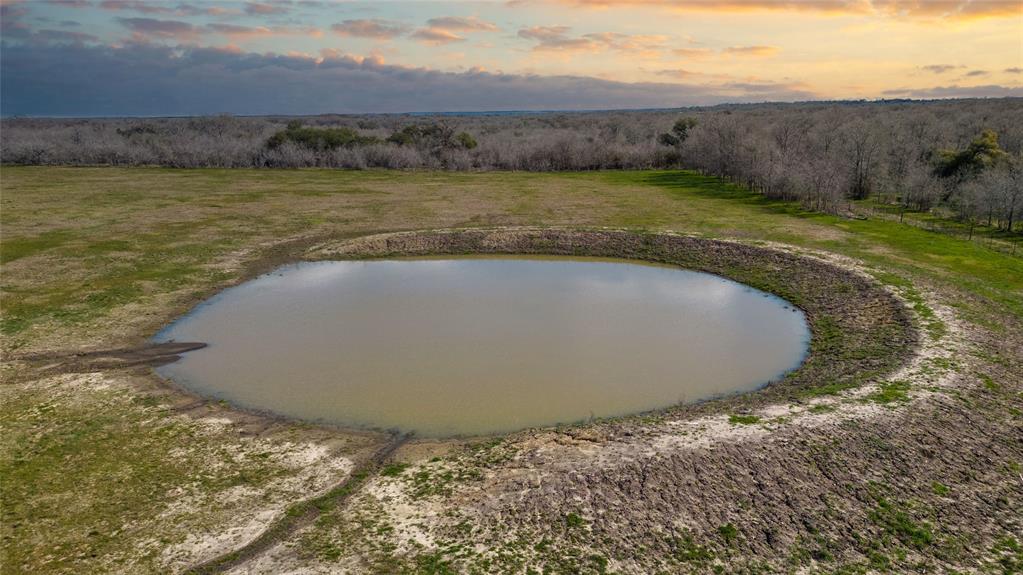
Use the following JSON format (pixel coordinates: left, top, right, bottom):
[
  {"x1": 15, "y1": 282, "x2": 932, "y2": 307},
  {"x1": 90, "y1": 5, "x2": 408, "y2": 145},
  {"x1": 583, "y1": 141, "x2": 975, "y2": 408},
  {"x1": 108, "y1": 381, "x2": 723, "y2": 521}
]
[
  {"x1": 2, "y1": 166, "x2": 1021, "y2": 574},
  {"x1": 3, "y1": 167, "x2": 1020, "y2": 349}
]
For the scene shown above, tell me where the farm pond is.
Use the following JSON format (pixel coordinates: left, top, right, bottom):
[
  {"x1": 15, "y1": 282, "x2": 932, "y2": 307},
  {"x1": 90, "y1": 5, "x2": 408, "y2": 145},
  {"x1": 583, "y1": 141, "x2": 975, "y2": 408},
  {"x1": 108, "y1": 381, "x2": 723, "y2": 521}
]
[{"x1": 155, "y1": 257, "x2": 810, "y2": 437}]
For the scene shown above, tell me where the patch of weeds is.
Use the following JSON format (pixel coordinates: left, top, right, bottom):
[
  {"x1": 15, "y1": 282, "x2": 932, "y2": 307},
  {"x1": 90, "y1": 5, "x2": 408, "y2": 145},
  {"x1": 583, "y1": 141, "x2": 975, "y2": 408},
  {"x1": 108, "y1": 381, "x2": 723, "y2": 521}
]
[
  {"x1": 587, "y1": 553, "x2": 610, "y2": 573},
  {"x1": 531, "y1": 545, "x2": 598, "y2": 575},
  {"x1": 789, "y1": 533, "x2": 836, "y2": 565},
  {"x1": 718, "y1": 523, "x2": 739, "y2": 545},
  {"x1": 809, "y1": 404, "x2": 837, "y2": 414},
  {"x1": 978, "y1": 373, "x2": 1002, "y2": 392},
  {"x1": 411, "y1": 551, "x2": 457, "y2": 575},
  {"x1": 405, "y1": 464, "x2": 481, "y2": 499},
  {"x1": 380, "y1": 462, "x2": 409, "y2": 477},
  {"x1": 728, "y1": 414, "x2": 761, "y2": 425},
  {"x1": 989, "y1": 536, "x2": 1023, "y2": 574},
  {"x1": 811, "y1": 315, "x2": 846, "y2": 354},
  {"x1": 931, "y1": 481, "x2": 950, "y2": 496},
  {"x1": 867, "y1": 549, "x2": 892, "y2": 571},
  {"x1": 466, "y1": 438, "x2": 515, "y2": 467},
  {"x1": 870, "y1": 497, "x2": 934, "y2": 549},
  {"x1": 565, "y1": 512, "x2": 587, "y2": 528},
  {"x1": 670, "y1": 532, "x2": 715, "y2": 563},
  {"x1": 868, "y1": 381, "x2": 911, "y2": 405},
  {"x1": 0, "y1": 385, "x2": 287, "y2": 573},
  {"x1": 0, "y1": 229, "x2": 73, "y2": 264},
  {"x1": 871, "y1": 271, "x2": 946, "y2": 341}
]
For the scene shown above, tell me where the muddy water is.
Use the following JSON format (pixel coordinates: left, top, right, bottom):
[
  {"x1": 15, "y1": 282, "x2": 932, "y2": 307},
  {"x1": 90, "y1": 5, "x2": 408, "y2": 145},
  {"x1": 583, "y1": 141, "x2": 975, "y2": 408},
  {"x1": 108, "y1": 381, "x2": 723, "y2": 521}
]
[{"x1": 155, "y1": 257, "x2": 810, "y2": 437}]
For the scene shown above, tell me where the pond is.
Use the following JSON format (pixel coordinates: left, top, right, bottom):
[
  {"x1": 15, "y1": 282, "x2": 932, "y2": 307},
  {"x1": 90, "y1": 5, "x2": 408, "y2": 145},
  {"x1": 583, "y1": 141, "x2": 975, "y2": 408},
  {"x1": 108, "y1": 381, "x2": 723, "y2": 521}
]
[{"x1": 155, "y1": 257, "x2": 810, "y2": 437}]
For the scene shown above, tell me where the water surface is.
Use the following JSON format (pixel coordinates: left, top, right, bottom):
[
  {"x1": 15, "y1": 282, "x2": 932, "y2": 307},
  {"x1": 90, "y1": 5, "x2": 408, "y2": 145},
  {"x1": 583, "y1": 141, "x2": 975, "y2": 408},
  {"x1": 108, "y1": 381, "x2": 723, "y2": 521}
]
[{"x1": 156, "y1": 257, "x2": 809, "y2": 436}]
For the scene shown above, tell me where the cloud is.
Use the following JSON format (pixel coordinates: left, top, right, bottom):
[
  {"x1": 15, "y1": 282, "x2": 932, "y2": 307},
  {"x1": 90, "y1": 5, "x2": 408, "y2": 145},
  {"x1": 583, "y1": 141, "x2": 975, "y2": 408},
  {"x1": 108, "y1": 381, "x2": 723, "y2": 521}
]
[
  {"x1": 3, "y1": 2, "x2": 101, "y2": 45},
  {"x1": 672, "y1": 47, "x2": 714, "y2": 58},
  {"x1": 655, "y1": 68, "x2": 699, "y2": 78},
  {"x1": 921, "y1": 64, "x2": 961, "y2": 73},
  {"x1": 723, "y1": 45, "x2": 779, "y2": 56},
  {"x1": 97, "y1": 1, "x2": 233, "y2": 16},
  {"x1": 45, "y1": 0, "x2": 91, "y2": 7},
  {"x1": 882, "y1": 84, "x2": 1023, "y2": 98},
  {"x1": 517, "y1": 26, "x2": 595, "y2": 51},
  {"x1": 116, "y1": 17, "x2": 199, "y2": 40},
  {"x1": 517, "y1": 26, "x2": 667, "y2": 55},
  {"x1": 331, "y1": 19, "x2": 407, "y2": 39},
  {"x1": 0, "y1": 41, "x2": 821, "y2": 116},
  {"x1": 30, "y1": 29, "x2": 99, "y2": 43},
  {"x1": 529, "y1": 0, "x2": 1021, "y2": 21},
  {"x1": 100, "y1": 1, "x2": 176, "y2": 14},
  {"x1": 1006, "y1": 67, "x2": 1023, "y2": 74},
  {"x1": 425, "y1": 16, "x2": 499, "y2": 32},
  {"x1": 244, "y1": 2, "x2": 288, "y2": 15},
  {"x1": 0, "y1": 3, "x2": 31, "y2": 39},
  {"x1": 890, "y1": 0, "x2": 1023, "y2": 20},
  {"x1": 207, "y1": 23, "x2": 321, "y2": 40},
  {"x1": 411, "y1": 28, "x2": 466, "y2": 45},
  {"x1": 964, "y1": 69, "x2": 989, "y2": 77},
  {"x1": 202, "y1": 6, "x2": 241, "y2": 16}
]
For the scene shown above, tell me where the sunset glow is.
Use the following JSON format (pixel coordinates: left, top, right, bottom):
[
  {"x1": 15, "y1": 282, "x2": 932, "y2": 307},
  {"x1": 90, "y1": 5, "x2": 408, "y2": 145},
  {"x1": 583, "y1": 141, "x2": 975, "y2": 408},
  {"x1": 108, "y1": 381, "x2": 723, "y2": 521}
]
[{"x1": 1, "y1": 0, "x2": 1021, "y2": 114}]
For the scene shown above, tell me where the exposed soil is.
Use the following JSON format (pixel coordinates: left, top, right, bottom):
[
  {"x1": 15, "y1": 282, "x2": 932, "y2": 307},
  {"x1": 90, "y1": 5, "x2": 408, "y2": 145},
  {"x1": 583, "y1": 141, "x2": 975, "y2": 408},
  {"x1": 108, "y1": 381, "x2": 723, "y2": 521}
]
[
  {"x1": 185, "y1": 433, "x2": 413, "y2": 575},
  {"x1": 19, "y1": 341, "x2": 207, "y2": 373}
]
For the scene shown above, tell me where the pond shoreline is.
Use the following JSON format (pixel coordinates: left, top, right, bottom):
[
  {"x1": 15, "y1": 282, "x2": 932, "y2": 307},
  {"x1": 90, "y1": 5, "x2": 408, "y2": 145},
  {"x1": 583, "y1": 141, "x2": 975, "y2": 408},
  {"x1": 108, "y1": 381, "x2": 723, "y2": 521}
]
[
  {"x1": 314, "y1": 228, "x2": 919, "y2": 419},
  {"x1": 12, "y1": 227, "x2": 919, "y2": 438}
]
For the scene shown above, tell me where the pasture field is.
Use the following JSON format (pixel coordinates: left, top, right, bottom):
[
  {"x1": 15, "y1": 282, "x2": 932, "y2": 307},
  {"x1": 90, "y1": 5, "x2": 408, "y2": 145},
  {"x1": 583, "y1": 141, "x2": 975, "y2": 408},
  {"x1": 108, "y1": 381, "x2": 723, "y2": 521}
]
[{"x1": 2, "y1": 166, "x2": 1021, "y2": 574}]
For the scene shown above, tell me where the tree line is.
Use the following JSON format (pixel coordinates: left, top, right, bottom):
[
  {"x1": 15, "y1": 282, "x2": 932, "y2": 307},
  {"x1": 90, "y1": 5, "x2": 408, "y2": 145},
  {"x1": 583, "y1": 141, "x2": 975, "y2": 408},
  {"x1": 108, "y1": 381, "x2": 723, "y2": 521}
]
[
  {"x1": 667, "y1": 103, "x2": 1021, "y2": 233},
  {"x1": 1, "y1": 99, "x2": 1020, "y2": 232}
]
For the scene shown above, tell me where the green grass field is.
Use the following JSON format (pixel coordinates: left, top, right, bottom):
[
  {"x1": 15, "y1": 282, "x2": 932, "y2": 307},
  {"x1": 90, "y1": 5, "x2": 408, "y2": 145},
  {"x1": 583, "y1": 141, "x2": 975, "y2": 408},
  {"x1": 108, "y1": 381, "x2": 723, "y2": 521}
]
[{"x1": 3, "y1": 167, "x2": 1020, "y2": 348}]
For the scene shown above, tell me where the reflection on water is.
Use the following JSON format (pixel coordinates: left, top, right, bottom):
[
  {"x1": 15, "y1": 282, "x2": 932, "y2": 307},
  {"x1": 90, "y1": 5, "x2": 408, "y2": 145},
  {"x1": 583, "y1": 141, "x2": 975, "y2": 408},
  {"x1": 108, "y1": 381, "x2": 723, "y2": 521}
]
[{"x1": 155, "y1": 257, "x2": 810, "y2": 437}]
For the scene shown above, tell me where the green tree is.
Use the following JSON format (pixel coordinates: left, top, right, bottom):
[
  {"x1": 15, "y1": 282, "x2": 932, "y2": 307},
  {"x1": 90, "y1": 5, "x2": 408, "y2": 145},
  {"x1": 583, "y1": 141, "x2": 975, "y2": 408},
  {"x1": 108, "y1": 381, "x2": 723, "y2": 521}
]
[
  {"x1": 657, "y1": 116, "x2": 698, "y2": 147},
  {"x1": 456, "y1": 132, "x2": 478, "y2": 150},
  {"x1": 935, "y1": 128, "x2": 1008, "y2": 180}
]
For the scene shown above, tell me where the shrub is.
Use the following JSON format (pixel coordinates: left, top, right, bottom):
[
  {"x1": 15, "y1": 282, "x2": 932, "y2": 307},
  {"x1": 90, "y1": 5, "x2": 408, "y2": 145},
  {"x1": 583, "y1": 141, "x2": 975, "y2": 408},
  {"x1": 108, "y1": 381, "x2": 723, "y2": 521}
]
[
  {"x1": 387, "y1": 123, "x2": 461, "y2": 150},
  {"x1": 266, "y1": 122, "x2": 378, "y2": 151},
  {"x1": 456, "y1": 131, "x2": 478, "y2": 150}
]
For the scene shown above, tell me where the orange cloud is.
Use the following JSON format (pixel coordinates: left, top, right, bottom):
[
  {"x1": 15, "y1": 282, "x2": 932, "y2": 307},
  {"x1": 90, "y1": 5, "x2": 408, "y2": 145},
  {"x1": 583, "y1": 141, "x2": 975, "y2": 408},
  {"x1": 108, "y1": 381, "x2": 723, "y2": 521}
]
[
  {"x1": 207, "y1": 24, "x2": 322, "y2": 40},
  {"x1": 426, "y1": 16, "x2": 499, "y2": 32},
  {"x1": 518, "y1": 26, "x2": 668, "y2": 55},
  {"x1": 518, "y1": 25, "x2": 595, "y2": 50},
  {"x1": 723, "y1": 45, "x2": 779, "y2": 56},
  {"x1": 531, "y1": 0, "x2": 1020, "y2": 20},
  {"x1": 655, "y1": 68, "x2": 699, "y2": 78},
  {"x1": 672, "y1": 47, "x2": 714, "y2": 57},
  {"x1": 99, "y1": 1, "x2": 241, "y2": 17},
  {"x1": 331, "y1": 19, "x2": 407, "y2": 39},
  {"x1": 244, "y1": 2, "x2": 288, "y2": 16},
  {"x1": 117, "y1": 17, "x2": 200, "y2": 41},
  {"x1": 411, "y1": 27, "x2": 467, "y2": 45}
]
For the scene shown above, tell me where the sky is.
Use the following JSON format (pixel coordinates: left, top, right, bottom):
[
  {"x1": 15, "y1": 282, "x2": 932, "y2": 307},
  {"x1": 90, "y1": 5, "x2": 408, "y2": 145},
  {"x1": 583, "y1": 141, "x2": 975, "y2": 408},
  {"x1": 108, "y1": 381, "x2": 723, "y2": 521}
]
[{"x1": 1, "y1": 0, "x2": 1021, "y2": 116}]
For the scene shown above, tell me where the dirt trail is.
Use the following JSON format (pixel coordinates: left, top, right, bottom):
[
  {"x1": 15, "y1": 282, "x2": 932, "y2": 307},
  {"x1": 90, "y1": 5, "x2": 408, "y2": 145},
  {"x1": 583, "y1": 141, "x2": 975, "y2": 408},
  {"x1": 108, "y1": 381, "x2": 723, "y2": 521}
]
[
  {"x1": 17, "y1": 341, "x2": 207, "y2": 372},
  {"x1": 183, "y1": 432, "x2": 413, "y2": 575}
]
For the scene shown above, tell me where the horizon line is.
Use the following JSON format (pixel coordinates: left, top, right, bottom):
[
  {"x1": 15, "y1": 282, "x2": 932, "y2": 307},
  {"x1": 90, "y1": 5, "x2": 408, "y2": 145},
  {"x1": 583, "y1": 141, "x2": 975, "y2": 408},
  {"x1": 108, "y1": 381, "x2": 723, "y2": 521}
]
[{"x1": 3, "y1": 96, "x2": 1020, "y2": 120}]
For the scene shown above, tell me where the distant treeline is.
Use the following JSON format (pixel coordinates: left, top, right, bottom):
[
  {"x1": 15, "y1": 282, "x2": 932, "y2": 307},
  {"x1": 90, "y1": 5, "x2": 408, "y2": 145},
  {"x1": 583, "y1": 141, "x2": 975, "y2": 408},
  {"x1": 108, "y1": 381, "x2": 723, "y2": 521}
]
[{"x1": 1, "y1": 99, "x2": 1021, "y2": 228}]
